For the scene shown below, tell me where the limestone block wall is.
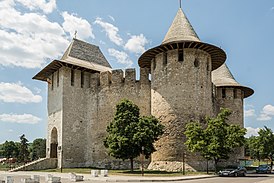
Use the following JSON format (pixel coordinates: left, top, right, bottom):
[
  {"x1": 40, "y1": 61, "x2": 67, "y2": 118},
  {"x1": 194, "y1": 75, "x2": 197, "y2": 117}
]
[
  {"x1": 47, "y1": 68, "x2": 63, "y2": 167},
  {"x1": 150, "y1": 48, "x2": 214, "y2": 171},
  {"x1": 85, "y1": 68, "x2": 151, "y2": 168},
  {"x1": 62, "y1": 67, "x2": 90, "y2": 168},
  {"x1": 60, "y1": 67, "x2": 151, "y2": 168},
  {"x1": 215, "y1": 87, "x2": 245, "y2": 164}
]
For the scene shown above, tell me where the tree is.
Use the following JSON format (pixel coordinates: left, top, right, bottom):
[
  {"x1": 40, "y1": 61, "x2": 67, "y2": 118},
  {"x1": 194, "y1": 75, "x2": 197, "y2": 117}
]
[
  {"x1": 246, "y1": 136, "x2": 262, "y2": 162},
  {"x1": 30, "y1": 138, "x2": 46, "y2": 160},
  {"x1": 104, "y1": 99, "x2": 164, "y2": 172},
  {"x1": 185, "y1": 108, "x2": 246, "y2": 172},
  {"x1": 256, "y1": 127, "x2": 274, "y2": 168},
  {"x1": 2, "y1": 141, "x2": 19, "y2": 159},
  {"x1": 18, "y1": 134, "x2": 30, "y2": 163}
]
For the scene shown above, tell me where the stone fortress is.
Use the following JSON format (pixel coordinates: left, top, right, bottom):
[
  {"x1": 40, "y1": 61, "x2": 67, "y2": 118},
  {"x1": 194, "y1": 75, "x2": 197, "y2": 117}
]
[{"x1": 33, "y1": 7, "x2": 253, "y2": 171}]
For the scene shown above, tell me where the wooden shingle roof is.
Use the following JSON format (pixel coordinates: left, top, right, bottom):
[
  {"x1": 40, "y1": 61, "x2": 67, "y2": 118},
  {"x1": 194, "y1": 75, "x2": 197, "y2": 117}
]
[
  {"x1": 212, "y1": 64, "x2": 254, "y2": 98},
  {"x1": 33, "y1": 39, "x2": 111, "y2": 81},
  {"x1": 138, "y1": 8, "x2": 226, "y2": 70}
]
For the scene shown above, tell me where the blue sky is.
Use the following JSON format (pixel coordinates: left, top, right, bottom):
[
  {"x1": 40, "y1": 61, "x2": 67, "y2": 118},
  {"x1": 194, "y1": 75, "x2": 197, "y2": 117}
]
[{"x1": 0, "y1": 0, "x2": 274, "y2": 143}]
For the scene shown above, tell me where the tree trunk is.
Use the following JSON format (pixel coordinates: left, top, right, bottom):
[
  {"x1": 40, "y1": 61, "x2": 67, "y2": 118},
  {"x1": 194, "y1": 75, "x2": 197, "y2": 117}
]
[
  {"x1": 130, "y1": 157, "x2": 134, "y2": 172},
  {"x1": 214, "y1": 159, "x2": 218, "y2": 173}
]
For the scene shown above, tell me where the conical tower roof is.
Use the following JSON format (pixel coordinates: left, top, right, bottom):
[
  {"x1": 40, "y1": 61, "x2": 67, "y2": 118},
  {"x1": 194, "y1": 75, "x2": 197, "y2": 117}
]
[
  {"x1": 162, "y1": 8, "x2": 200, "y2": 44},
  {"x1": 138, "y1": 8, "x2": 226, "y2": 70},
  {"x1": 212, "y1": 64, "x2": 254, "y2": 98}
]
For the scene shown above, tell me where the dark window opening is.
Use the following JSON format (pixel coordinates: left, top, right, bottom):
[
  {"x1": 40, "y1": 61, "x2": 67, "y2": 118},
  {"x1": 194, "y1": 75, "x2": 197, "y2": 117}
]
[
  {"x1": 207, "y1": 57, "x2": 210, "y2": 71},
  {"x1": 178, "y1": 49, "x2": 184, "y2": 62},
  {"x1": 51, "y1": 74, "x2": 54, "y2": 90},
  {"x1": 153, "y1": 58, "x2": 156, "y2": 70},
  {"x1": 222, "y1": 88, "x2": 226, "y2": 98},
  {"x1": 234, "y1": 89, "x2": 237, "y2": 99},
  {"x1": 163, "y1": 52, "x2": 167, "y2": 66},
  {"x1": 81, "y1": 71, "x2": 84, "y2": 88},
  {"x1": 194, "y1": 58, "x2": 200, "y2": 67},
  {"x1": 71, "y1": 69, "x2": 74, "y2": 86},
  {"x1": 57, "y1": 69, "x2": 59, "y2": 87}
]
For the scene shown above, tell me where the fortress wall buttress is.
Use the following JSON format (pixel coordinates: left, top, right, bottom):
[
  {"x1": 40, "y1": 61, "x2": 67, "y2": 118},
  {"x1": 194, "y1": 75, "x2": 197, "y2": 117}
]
[{"x1": 85, "y1": 68, "x2": 151, "y2": 169}]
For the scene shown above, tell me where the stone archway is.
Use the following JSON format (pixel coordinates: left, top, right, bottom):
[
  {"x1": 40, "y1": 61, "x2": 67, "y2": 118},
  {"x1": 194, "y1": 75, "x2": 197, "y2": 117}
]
[{"x1": 50, "y1": 127, "x2": 58, "y2": 158}]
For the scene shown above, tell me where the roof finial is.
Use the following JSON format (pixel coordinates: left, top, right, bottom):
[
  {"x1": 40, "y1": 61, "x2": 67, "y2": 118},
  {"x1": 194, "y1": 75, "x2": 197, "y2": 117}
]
[
  {"x1": 179, "y1": 0, "x2": 182, "y2": 9},
  {"x1": 74, "y1": 30, "x2": 77, "y2": 39}
]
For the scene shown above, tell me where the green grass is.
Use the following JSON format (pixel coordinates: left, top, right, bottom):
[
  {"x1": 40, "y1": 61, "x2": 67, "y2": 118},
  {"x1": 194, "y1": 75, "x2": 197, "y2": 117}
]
[{"x1": 34, "y1": 168, "x2": 211, "y2": 176}]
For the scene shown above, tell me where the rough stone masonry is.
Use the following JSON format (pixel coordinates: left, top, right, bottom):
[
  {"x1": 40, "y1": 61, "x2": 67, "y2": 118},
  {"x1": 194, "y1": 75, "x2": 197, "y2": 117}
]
[{"x1": 33, "y1": 7, "x2": 253, "y2": 172}]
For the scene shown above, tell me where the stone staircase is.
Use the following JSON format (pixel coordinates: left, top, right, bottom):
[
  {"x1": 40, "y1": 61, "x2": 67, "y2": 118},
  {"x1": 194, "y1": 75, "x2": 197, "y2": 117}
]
[{"x1": 9, "y1": 158, "x2": 57, "y2": 172}]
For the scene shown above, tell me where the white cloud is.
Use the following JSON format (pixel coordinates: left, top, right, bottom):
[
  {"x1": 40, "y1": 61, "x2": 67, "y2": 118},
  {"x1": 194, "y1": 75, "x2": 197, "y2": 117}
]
[
  {"x1": 244, "y1": 109, "x2": 256, "y2": 117},
  {"x1": 245, "y1": 127, "x2": 260, "y2": 138},
  {"x1": 0, "y1": 1, "x2": 69, "y2": 68},
  {"x1": 16, "y1": 0, "x2": 57, "y2": 14},
  {"x1": 94, "y1": 17, "x2": 123, "y2": 46},
  {"x1": 257, "y1": 104, "x2": 274, "y2": 121},
  {"x1": 271, "y1": 7, "x2": 274, "y2": 11},
  {"x1": 108, "y1": 48, "x2": 133, "y2": 67},
  {"x1": 0, "y1": 113, "x2": 41, "y2": 124},
  {"x1": 0, "y1": 82, "x2": 42, "y2": 104},
  {"x1": 124, "y1": 34, "x2": 148, "y2": 54},
  {"x1": 62, "y1": 11, "x2": 94, "y2": 40}
]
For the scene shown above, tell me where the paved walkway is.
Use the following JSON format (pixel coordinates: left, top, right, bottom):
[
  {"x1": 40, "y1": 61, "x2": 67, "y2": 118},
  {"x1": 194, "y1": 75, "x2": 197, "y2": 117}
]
[
  {"x1": 0, "y1": 171, "x2": 216, "y2": 182},
  {"x1": 0, "y1": 171, "x2": 274, "y2": 183}
]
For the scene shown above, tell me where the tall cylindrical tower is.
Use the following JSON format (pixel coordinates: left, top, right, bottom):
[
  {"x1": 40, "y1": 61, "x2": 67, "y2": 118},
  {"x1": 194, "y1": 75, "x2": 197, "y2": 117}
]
[
  {"x1": 212, "y1": 64, "x2": 254, "y2": 163},
  {"x1": 138, "y1": 8, "x2": 226, "y2": 171}
]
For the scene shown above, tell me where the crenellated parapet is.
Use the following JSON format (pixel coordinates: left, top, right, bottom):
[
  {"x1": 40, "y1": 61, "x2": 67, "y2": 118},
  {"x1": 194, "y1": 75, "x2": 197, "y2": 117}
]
[{"x1": 90, "y1": 68, "x2": 150, "y2": 90}]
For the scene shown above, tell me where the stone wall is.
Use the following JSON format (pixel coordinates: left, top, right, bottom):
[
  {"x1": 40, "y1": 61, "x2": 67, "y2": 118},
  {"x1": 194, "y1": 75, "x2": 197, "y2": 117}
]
[
  {"x1": 150, "y1": 48, "x2": 214, "y2": 171},
  {"x1": 56, "y1": 67, "x2": 151, "y2": 168},
  {"x1": 47, "y1": 68, "x2": 64, "y2": 168},
  {"x1": 215, "y1": 87, "x2": 245, "y2": 165}
]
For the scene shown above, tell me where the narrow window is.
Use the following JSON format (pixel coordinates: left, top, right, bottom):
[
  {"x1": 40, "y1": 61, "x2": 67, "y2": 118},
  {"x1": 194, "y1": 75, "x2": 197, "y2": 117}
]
[
  {"x1": 71, "y1": 69, "x2": 74, "y2": 86},
  {"x1": 194, "y1": 58, "x2": 199, "y2": 67},
  {"x1": 51, "y1": 73, "x2": 54, "y2": 90},
  {"x1": 178, "y1": 49, "x2": 184, "y2": 62},
  {"x1": 207, "y1": 57, "x2": 210, "y2": 71},
  {"x1": 222, "y1": 88, "x2": 226, "y2": 98},
  {"x1": 153, "y1": 58, "x2": 156, "y2": 70},
  {"x1": 163, "y1": 52, "x2": 167, "y2": 66},
  {"x1": 57, "y1": 69, "x2": 59, "y2": 87},
  {"x1": 81, "y1": 71, "x2": 84, "y2": 88},
  {"x1": 234, "y1": 89, "x2": 237, "y2": 99}
]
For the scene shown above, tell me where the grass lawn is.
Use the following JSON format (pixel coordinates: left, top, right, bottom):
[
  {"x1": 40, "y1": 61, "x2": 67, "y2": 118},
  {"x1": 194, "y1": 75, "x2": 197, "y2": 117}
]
[{"x1": 35, "y1": 168, "x2": 211, "y2": 176}]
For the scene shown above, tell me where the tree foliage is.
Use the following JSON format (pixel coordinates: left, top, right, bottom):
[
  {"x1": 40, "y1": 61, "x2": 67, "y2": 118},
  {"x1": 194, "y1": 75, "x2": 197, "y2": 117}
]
[
  {"x1": 185, "y1": 108, "x2": 246, "y2": 172},
  {"x1": 104, "y1": 99, "x2": 164, "y2": 171},
  {"x1": 2, "y1": 141, "x2": 19, "y2": 158},
  {"x1": 29, "y1": 138, "x2": 46, "y2": 160},
  {"x1": 18, "y1": 134, "x2": 30, "y2": 162},
  {"x1": 247, "y1": 126, "x2": 274, "y2": 167}
]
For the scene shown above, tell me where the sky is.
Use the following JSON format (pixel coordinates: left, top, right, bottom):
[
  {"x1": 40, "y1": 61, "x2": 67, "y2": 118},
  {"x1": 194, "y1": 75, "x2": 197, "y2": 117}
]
[{"x1": 0, "y1": 0, "x2": 274, "y2": 143}]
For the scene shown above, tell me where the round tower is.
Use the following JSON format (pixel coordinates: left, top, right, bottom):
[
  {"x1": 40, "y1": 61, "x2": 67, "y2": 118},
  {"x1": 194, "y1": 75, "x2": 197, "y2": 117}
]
[
  {"x1": 212, "y1": 64, "x2": 254, "y2": 163},
  {"x1": 138, "y1": 8, "x2": 226, "y2": 171}
]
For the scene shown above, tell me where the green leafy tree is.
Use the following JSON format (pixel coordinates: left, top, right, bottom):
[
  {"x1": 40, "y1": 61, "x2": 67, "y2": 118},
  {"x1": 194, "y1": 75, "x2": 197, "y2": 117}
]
[
  {"x1": 256, "y1": 127, "x2": 274, "y2": 168},
  {"x1": 30, "y1": 138, "x2": 46, "y2": 160},
  {"x1": 2, "y1": 141, "x2": 19, "y2": 159},
  {"x1": 246, "y1": 136, "x2": 262, "y2": 161},
  {"x1": 185, "y1": 108, "x2": 246, "y2": 172},
  {"x1": 104, "y1": 99, "x2": 164, "y2": 172},
  {"x1": 18, "y1": 134, "x2": 30, "y2": 163}
]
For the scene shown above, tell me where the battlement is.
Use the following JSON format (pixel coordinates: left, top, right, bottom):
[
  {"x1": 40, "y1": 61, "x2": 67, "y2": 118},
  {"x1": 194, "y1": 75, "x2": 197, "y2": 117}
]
[{"x1": 94, "y1": 68, "x2": 150, "y2": 88}]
